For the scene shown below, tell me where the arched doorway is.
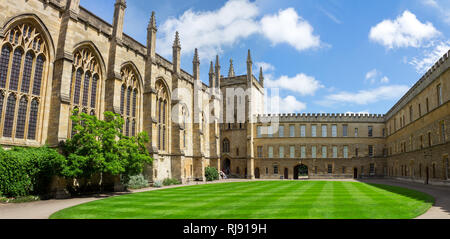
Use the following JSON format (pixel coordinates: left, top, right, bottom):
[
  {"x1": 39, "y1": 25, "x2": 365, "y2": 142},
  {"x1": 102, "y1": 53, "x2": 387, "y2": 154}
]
[
  {"x1": 255, "y1": 168, "x2": 260, "y2": 179},
  {"x1": 294, "y1": 164, "x2": 308, "y2": 179},
  {"x1": 353, "y1": 168, "x2": 358, "y2": 179},
  {"x1": 223, "y1": 159, "x2": 231, "y2": 175},
  {"x1": 284, "y1": 168, "x2": 289, "y2": 179}
]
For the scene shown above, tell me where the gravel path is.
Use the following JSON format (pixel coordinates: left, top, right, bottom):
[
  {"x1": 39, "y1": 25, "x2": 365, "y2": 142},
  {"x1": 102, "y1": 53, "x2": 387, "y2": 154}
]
[{"x1": 0, "y1": 178, "x2": 448, "y2": 219}]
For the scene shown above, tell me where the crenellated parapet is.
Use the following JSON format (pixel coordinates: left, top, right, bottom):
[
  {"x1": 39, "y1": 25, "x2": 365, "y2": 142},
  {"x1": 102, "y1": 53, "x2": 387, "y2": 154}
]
[
  {"x1": 255, "y1": 113, "x2": 386, "y2": 123},
  {"x1": 385, "y1": 50, "x2": 450, "y2": 120}
]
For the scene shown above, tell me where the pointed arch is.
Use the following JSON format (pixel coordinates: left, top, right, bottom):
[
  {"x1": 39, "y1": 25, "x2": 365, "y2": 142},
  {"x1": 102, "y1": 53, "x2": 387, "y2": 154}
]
[
  {"x1": 119, "y1": 62, "x2": 142, "y2": 136},
  {"x1": 72, "y1": 41, "x2": 106, "y2": 78},
  {"x1": 155, "y1": 78, "x2": 170, "y2": 151},
  {"x1": 120, "y1": 61, "x2": 143, "y2": 90},
  {"x1": 69, "y1": 42, "x2": 104, "y2": 136},
  {"x1": 222, "y1": 138, "x2": 230, "y2": 153},
  {"x1": 2, "y1": 13, "x2": 56, "y2": 61},
  {"x1": 0, "y1": 16, "x2": 52, "y2": 142}
]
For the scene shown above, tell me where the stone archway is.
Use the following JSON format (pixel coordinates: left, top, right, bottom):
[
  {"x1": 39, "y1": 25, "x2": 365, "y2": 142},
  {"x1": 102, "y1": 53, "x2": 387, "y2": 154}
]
[
  {"x1": 255, "y1": 167, "x2": 260, "y2": 179},
  {"x1": 223, "y1": 158, "x2": 231, "y2": 175},
  {"x1": 294, "y1": 164, "x2": 308, "y2": 180}
]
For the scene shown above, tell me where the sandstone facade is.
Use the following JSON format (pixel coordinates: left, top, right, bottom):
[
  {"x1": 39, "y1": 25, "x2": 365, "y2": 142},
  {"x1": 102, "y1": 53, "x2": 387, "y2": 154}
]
[{"x1": 0, "y1": 0, "x2": 448, "y2": 186}]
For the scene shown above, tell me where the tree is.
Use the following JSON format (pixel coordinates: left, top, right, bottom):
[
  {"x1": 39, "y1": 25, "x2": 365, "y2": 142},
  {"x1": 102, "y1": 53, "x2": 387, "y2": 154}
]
[{"x1": 61, "y1": 109, "x2": 153, "y2": 185}]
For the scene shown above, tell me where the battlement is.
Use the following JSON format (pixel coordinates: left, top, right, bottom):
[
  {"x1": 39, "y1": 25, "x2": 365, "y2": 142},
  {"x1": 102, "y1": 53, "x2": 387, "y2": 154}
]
[
  {"x1": 385, "y1": 49, "x2": 450, "y2": 119},
  {"x1": 255, "y1": 113, "x2": 385, "y2": 123}
]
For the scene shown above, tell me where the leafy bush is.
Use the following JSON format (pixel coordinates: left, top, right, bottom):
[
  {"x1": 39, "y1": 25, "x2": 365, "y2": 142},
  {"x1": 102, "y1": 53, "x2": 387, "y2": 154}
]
[
  {"x1": 0, "y1": 146, "x2": 66, "y2": 197},
  {"x1": 61, "y1": 110, "x2": 153, "y2": 189},
  {"x1": 162, "y1": 178, "x2": 181, "y2": 186},
  {"x1": 0, "y1": 195, "x2": 40, "y2": 203},
  {"x1": 205, "y1": 167, "x2": 219, "y2": 181},
  {"x1": 125, "y1": 174, "x2": 149, "y2": 189},
  {"x1": 153, "y1": 180, "x2": 163, "y2": 188}
]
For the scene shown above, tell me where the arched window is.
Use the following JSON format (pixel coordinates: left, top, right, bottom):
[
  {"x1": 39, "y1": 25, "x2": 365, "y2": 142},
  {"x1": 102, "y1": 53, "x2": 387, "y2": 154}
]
[
  {"x1": 0, "y1": 92, "x2": 4, "y2": 124},
  {"x1": 223, "y1": 138, "x2": 230, "y2": 153},
  {"x1": 119, "y1": 65, "x2": 140, "y2": 137},
  {"x1": 69, "y1": 47, "x2": 101, "y2": 135},
  {"x1": 15, "y1": 96, "x2": 28, "y2": 139},
  {"x1": 9, "y1": 48, "x2": 23, "y2": 91},
  {"x1": 27, "y1": 99, "x2": 38, "y2": 140},
  {"x1": 181, "y1": 106, "x2": 188, "y2": 148},
  {"x1": 20, "y1": 52, "x2": 33, "y2": 93},
  {"x1": 120, "y1": 85, "x2": 125, "y2": 115},
  {"x1": 0, "y1": 45, "x2": 11, "y2": 88},
  {"x1": 156, "y1": 80, "x2": 168, "y2": 151},
  {"x1": 0, "y1": 23, "x2": 48, "y2": 140},
  {"x1": 32, "y1": 55, "x2": 44, "y2": 96},
  {"x1": 82, "y1": 72, "x2": 90, "y2": 106},
  {"x1": 3, "y1": 94, "x2": 16, "y2": 137}
]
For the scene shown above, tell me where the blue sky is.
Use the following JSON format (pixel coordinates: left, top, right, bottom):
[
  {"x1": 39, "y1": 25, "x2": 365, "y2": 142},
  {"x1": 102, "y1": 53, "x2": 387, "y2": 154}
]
[{"x1": 81, "y1": 0, "x2": 450, "y2": 114}]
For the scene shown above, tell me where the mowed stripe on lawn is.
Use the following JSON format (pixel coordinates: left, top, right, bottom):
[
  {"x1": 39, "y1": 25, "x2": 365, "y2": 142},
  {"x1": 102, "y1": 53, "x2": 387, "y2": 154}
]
[{"x1": 50, "y1": 181, "x2": 434, "y2": 219}]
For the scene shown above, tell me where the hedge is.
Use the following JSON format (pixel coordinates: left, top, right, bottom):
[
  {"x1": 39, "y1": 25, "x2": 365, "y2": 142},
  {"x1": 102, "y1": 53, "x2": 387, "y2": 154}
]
[
  {"x1": 205, "y1": 167, "x2": 219, "y2": 181},
  {"x1": 0, "y1": 146, "x2": 66, "y2": 198}
]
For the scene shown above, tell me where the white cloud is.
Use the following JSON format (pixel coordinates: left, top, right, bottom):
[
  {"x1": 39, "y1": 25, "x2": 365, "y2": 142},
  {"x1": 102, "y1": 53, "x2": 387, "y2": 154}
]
[
  {"x1": 365, "y1": 69, "x2": 379, "y2": 84},
  {"x1": 318, "y1": 6, "x2": 342, "y2": 24},
  {"x1": 380, "y1": 76, "x2": 390, "y2": 83},
  {"x1": 265, "y1": 73, "x2": 324, "y2": 96},
  {"x1": 156, "y1": 1, "x2": 323, "y2": 59},
  {"x1": 422, "y1": 0, "x2": 450, "y2": 25},
  {"x1": 260, "y1": 8, "x2": 322, "y2": 52},
  {"x1": 369, "y1": 10, "x2": 441, "y2": 49},
  {"x1": 364, "y1": 69, "x2": 389, "y2": 84},
  {"x1": 265, "y1": 95, "x2": 307, "y2": 113},
  {"x1": 156, "y1": 0, "x2": 260, "y2": 59},
  {"x1": 365, "y1": 69, "x2": 378, "y2": 80},
  {"x1": 325, "y1": 85, "x2": 410, "y2": 105},
  {"x1": 409, "y1": 41, "x2": 450, "y2": 73},
  {"x1": 255, "y1": 61, "x2": 275, "y2": 72}
]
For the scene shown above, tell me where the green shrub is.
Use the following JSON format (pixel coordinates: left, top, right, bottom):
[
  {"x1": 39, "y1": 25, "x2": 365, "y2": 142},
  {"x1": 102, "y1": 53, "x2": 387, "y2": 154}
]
[
  {"x1": 153, "y1": 180, "x2": 163, "y2": 188},
  {"x1": 0, "y1": 195, "x2": 40, "y2": 203},
  {"x1": 0, "y1": 146, "x2": 66, "y2": 198},
  {"x1": 125, "y1": 174, "x2": 149, "y2": 189},
  {"x1": 162, "y1": 178, "x2": 181, "y2": 186},
  {"x1": 205, "y1": 167, "x2": 219, "y2": 181}
]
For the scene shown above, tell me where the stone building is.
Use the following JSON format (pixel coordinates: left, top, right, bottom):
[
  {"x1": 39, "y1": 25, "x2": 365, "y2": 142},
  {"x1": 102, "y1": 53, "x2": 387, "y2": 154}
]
[{"x1": 0, "y1": 0, "x2": 448, "y2": 186}]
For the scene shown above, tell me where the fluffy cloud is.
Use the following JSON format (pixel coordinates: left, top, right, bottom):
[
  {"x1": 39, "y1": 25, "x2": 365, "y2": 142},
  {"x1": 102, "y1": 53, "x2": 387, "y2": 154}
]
[
  {"x1": 369, "y1": 10, "x2": 440, "y2": 49},
  {"x1": 156, "y1": 0, "x2": 260, "y2": 59},
  {"x1": 422, "y1": 0, "x2": 450, "y2": 25},
  {"x1": 365, "y1": 69, "x2": 390, "y2": 84},
  {"x1": 265, "y1": 95, "x2": 307, "y2": 113},
  {"x1": 380, "y1": 76, "x2": 390, "y2": 83},
  {"x1": 260, "y1": 8, "x2": 321, "y2": 52},
  {"x1": 325, "y1": 85, "x2": 410, "y2": 105},
  {"x1": 255, "y1": 61, "x2": 275, "y2": 72},
  {"x1": 365, "y1": 69, "x2": 379, "y2": 84},
  {"x1": 265, "y1": 73, "x2": 324, "y2": 96},
  {"x1": 409, "y1": 41, "x2": 450, "y2": 73},
  {"x1": 156, "y1": 1, "x2": 322, "y2": 59}
]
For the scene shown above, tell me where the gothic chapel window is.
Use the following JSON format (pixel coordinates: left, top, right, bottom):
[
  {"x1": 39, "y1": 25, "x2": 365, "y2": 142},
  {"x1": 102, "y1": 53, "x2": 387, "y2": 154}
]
[
  {"x1": 120, "y1": 66, "x2": 139, "y2": 137},
  {"x1": 156, "y1": 80, "x2": 168, "y2": 151},
  {"x1": 0, "y1": 23, "x2": 48, "y2": 140},
  {"x1": 69, "y1": 47, "x2": 101, "y2": 136}
]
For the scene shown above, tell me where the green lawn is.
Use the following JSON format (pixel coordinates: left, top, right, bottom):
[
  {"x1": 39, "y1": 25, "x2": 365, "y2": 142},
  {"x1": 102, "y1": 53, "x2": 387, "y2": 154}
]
[{"x1": 50, "y1": 181, "x2": 434, "y2": 219}]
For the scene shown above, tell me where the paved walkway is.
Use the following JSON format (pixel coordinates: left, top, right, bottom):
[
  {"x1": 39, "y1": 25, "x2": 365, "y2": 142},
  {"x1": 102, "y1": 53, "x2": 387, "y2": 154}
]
[{"x1": 0, "y1": 178, "x2": 448, "y2": 219}]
